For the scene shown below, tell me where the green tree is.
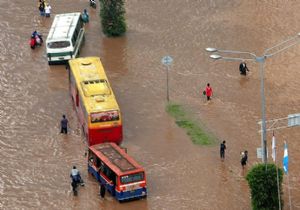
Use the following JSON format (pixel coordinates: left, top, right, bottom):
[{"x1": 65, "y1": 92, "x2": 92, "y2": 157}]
[
  {"x1": 99, "y1": 0, "x2": 127, "y2": 37},
  {"x1": 246, "y1": 163, "x2": 283, "y2": 210}
]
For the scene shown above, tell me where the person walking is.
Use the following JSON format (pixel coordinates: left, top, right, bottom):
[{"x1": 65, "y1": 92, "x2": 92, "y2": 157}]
[
  {"x1": 220, "y1": 140, "x2": 226, "y2": 160},
  {"x1": 204, "y1": 83, "x2": 213, "y2": 101},
  {"x1": 81, "y1": 9, "x2": 89, "y2": 23},
  {"x1": 60, "y1": 114, "x2": 69, "y2": 134},
  {"x1": 240, "y1": 150, "x2": 248, "y2": 169},
  {"x1": 45, "y1": 3, "x2": 51, "y2": 17},
  {"x1": 99, "y1": 182, "x2": 105, "y2": 198},
  {"x1": 38, "y1": 0, "x2": 45, "y2": 16},
  {"x1": 90, "y1": 0, "x2": 96, "y2": 8},
  {"x1": 239, "y1": 61, "x2": 249, "y2": 76}
]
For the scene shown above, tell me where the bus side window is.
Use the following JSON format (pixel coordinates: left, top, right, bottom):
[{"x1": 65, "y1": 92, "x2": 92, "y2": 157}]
[
  {"x1": 112, "y1": 173, "x2": 116, "y2": 185},
  {"x1": 76, "y1": 89, "x2": 79, "y2": 107},
  {"x1": 104, "y1": 167, "x2": 116, "y2": 183},
  {"x1": 96, "y1": 158, "x2": 101, "y2": 168},
  {"x1": 71, "y1": 35, "x2": 76, "y2": 46},
  {"x1": 88, "y1": 156, "x2": 94, "y2": 166}
]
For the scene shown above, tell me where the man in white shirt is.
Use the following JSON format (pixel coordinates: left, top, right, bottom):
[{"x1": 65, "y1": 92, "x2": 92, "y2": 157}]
[
  {"x1": 70, "y1": 166, "x2": 83, "y2": 185},
  {"x1": 45, "y1": 3, "x2": 51, "y2": 17}
]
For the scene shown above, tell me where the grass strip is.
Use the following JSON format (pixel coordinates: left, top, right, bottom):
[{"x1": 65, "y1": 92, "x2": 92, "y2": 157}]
[{"x1": 166, "y1": 103, "x2": 215, "y2": 145}]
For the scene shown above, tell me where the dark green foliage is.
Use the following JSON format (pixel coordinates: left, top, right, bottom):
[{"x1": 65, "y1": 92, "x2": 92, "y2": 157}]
[
  {"x1": 99, "y1": 0, "x2": 127, "y2": 37},
  {"x1": 246, "y1": 163, "x2": 283, "y2": 210}
]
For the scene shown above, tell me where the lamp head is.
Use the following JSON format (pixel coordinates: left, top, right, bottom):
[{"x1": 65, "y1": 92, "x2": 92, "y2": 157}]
[
  {"x1": 205, "y1": 47, "x2": 218, "y2": 53},
  {"x1": 210, "y1": 54, "x2": 222, "y2": 60}
]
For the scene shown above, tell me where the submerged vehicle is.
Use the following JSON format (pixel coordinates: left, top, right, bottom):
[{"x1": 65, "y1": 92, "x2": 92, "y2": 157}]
[{"x1": 88, "y1": 143, "x2": 147, "y2": 201}]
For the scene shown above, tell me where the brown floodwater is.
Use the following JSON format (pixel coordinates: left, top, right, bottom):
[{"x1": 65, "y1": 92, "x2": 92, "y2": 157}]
[{"x1": 0, "y1": 0, "x2": 300, "y2": 209}]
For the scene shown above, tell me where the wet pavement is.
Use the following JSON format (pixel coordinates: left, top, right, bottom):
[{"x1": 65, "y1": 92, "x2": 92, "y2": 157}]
[{"x1": 0, "y1": 0, "x2": 300, "y2": 209}]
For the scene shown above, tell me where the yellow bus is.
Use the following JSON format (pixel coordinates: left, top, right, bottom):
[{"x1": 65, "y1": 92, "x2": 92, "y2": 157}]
[{"x1": 68, "y1": 57, "x2": 123, "y2": 145}]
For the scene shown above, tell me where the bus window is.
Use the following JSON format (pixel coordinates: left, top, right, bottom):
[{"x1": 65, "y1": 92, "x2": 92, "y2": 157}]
[
  {"x1": 112, "y1": 173, "x2": 116, "y2": 185},
  {"x1": 120, "y1": 172, "x2": 144, "y2": 184},
  {"x1": 104, "y1": 166, "x2": 116, "y2": 184},
  {"x1": 71, "y1": 36, "x2": 76, "y2": 46},
  {"x1": 88, "y1": 156, "x2": 94, "y2": 166},
  {"x1": 47, "y1": 41, "x2": 71, "y2": 49},
  {"x1": 96, "y1": 157, "x2": 101, "y2": 168},
  {"x1": 91, "y1": 111, "x2": 119, "y2": 123}
]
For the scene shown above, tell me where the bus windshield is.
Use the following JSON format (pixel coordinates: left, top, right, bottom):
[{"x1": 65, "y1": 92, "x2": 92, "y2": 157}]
[
  {"x1": 120, "y1": 172, "x2": 144, "y2": 184},
  {"x1": 91, "y1": 110, "x2": 119, "y2": 123},
  {"x1": 47, "y1": 41, "x2": 71, "y2": 48}
]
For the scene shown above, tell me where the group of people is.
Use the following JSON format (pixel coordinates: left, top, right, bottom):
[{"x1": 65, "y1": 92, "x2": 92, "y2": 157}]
[
  {"x1": 220, "y1": 141, "x2": 248, "y2": 169},
  {"x1": 38, "y1": 0, "x2": 51, "y2": 17},
  {"x1": 34, "y1": 0, "x2": 101, "y2": 195},
  {"x1": 201, "y1": 63, "x2": 250, "y2": 169},
  {"x1": 202, "y1": 62, "x2": 250, "y2": 101},
  {"x1": 62, "y1": 116, "x2": 105, "y2": 198},
  {"x1": 62, "y1": 118, "x2": 84, "y2": 193},
  {"x1": 32, "y1": 0, "x2": 92, "y2": 49},
  {"x1": 82, "y1": 0, "x2": 101, "y2": 23},
  {"x1": 30, "y1": 0, "x2": 51, "y2": 49}
]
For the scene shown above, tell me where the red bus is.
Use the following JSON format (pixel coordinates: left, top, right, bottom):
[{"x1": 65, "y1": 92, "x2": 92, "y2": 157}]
[
  {"x1": 68, "y1": 57, "x2": 122, "y2": 145},
  {"x1": 88, "y1": 143, "x2": 147, "y2": 201}
]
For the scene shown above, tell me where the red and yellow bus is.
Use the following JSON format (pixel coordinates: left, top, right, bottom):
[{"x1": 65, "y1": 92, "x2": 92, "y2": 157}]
[
  {"x1": 68, "y1": 57, "x2": 122, "y2": 145},
  {"x1": 88, "y1": 143, "x2": 147, "y2": 201}
]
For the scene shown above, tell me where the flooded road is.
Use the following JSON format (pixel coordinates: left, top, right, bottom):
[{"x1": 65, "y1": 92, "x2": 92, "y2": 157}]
[{"x1": 0, "y1": 0, "x2": 300, "y2": 209}]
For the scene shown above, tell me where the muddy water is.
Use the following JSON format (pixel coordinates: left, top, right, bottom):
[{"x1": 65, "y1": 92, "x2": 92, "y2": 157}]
[{"x1": 0, "y1": 0, "x2": 300, "y2": 209}]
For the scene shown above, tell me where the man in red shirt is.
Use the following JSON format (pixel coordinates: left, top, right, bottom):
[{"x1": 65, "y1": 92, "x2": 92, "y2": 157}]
[{"x1": 205, "y1": 83, "x2": 213, "y2": 101}]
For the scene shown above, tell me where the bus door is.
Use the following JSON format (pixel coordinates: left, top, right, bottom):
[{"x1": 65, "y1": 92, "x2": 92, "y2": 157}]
[
  {"x1": 100, "y1": 164, "x2": 117, "y2": 196},
  {"x1": 88, "y1": 152, "x2": 102, "y2": 181}
]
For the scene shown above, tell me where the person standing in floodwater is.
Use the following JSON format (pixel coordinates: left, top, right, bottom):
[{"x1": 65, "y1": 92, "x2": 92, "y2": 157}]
[
  {"x1": 205, "y1": 83, "x2": 213, "y2": 101},
  {"x1": 45, "y1": 3, "x2": 51, "y2": 17},
  {"x1": 38, "y1": 0, "x2": 45, "y2": 16},
  {"x1": 60, "y1": 115, "x2": 69, "y2": 134},
  {"x1": 241, "y1": 150, "x2": 248, "y2": 169},
  {"x1": 99, "y1": 183, "x2": 105, "y2": 198},
  {"x1": 220, "y1": 140, "x2": 226, "y2": 160},
  {"x1": 239, "y1": 61, "x2": 249, "y2": 76}
]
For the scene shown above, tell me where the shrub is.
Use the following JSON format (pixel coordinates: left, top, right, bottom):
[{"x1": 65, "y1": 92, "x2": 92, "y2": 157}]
[
  {"x1": 246, "y1": 163, "x2": 283, "y2": 210},
  {"x1": 99, "y1": 0, "x2": 127, "y2": 37}
]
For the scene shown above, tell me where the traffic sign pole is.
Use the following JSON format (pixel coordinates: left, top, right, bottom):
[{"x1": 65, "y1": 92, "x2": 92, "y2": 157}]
[
  {"x1": 166, "y1": 65, "x2": 169, "y2": 101},
  {"x1": 161, "y1": 56, "x2": 173, "y2": 102}
]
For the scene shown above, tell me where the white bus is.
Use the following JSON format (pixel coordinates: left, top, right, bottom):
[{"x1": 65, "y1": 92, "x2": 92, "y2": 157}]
[{"x1": 46, "y1": 13, "x2": 85, "y2": 65}]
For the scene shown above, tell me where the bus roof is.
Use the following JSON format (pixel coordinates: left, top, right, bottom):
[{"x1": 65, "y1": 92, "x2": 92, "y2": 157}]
[
  {"x1": 89, "y1": 143, "x2": 144, "y2": 176},
  {"x1": 68, "y1": 57, "x2": 120, "y2": 113},
  {"x1": 47, "y1": 12, "x2": 81, "y2": 41}
]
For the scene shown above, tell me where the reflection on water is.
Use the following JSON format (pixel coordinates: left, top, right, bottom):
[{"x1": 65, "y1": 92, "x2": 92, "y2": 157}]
[{"x1": 0, "y1": 0, "x2": 299, "y2": 209}]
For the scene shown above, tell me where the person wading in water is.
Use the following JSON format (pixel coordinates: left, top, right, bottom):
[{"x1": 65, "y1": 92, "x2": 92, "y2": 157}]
[
  {"x1": 60, "y1": 114, "x2": 69, "y2": 134},
  {"x1": 241, "y1": 150, "x2": 248, "y2": 169},
  {"x1": 220, "y1": 140, "x2": 226, "y2": 160}
]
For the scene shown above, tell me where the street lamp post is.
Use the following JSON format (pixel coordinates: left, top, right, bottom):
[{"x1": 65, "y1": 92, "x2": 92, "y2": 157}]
[{"x1": 205, "y1": 33, "x2": 300, "y2": 163}]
